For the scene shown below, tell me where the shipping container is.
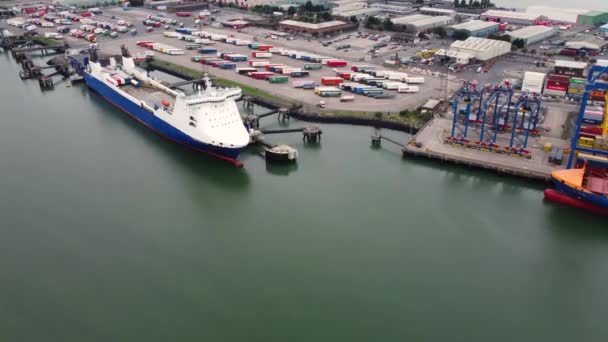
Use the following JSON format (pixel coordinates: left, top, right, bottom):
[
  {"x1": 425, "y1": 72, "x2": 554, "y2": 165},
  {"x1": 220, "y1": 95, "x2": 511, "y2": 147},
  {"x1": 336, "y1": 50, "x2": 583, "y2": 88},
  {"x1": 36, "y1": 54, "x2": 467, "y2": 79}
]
[
  {"x1": 265, "y1": 64, "x2": 282, "y2": 71},
  {"x1": 321, "y1": 77, "x2": 344, "y2": 86},
  {"x1": 269, "y1": 76, "x2": 289, "y2": 83},
  {"x1": 398, "y1": 85, "x2": 420, "y2": 93},
  {"x1": 325, "y1": 59, "x2": 347, "y2": 67},
  {"x1": 315, "y1": 86, "x2": 341, "y2": 97},
  {"x1": 290, "y1": 71, "x2": 309, "y2": 77},
  {"x1": 304, "y1": 63, "x2": 322, "y2": 70},
  {"x1": 405, "y1": 77, "x2": 424, "y2": 84},
  {"x1": 199, "y1": 48, "x2": 217, "y2": 54},
  {"x1": 249, "y1": 60, "x2": 269, "y2": 67},
  {"x1": 251, "y1": 52, "x2": 272, "y2": 58},
  {"x1": 292, "y1": 80, "x2": 315, "y2": 88},
  {"x1": 220, "y1": 63, "x2": 237, "y2": 69},
  {"x1": 237, "y1": 67, "x2": 258, "y2": 75}
]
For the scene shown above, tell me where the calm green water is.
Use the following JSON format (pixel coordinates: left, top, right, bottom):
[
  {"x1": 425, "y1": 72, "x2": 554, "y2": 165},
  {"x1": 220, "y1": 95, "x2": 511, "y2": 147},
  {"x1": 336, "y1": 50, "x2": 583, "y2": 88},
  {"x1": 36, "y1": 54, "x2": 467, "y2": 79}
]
[{"x1": 1, "y1": 51, "x2": 608, "y2": 342}]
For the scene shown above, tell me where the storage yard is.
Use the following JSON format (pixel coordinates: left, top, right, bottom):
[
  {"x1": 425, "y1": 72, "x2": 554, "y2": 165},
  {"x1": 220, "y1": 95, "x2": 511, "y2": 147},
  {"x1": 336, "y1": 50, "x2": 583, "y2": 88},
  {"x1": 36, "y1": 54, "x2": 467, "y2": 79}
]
[{"x1": 1, "y1": 6, "x2": 454, "y2": 114}]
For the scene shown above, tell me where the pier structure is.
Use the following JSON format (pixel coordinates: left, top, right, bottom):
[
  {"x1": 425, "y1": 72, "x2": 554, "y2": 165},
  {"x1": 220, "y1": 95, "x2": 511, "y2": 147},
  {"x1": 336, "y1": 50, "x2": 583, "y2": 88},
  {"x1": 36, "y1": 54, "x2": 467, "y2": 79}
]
[
  {"x1": 371, "y1": 129, "x2": 405, "y2": 147},
  {"x1": 261, "y1": 125, "x2": 323, "y2": 144}
]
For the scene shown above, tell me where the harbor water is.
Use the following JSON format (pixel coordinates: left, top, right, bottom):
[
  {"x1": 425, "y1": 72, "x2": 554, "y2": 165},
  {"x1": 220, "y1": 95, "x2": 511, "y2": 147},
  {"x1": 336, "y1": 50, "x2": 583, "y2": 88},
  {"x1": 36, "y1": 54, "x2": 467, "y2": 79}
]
[{"x1": 1, "y1": 52, "x2": 608, "y2": 341}]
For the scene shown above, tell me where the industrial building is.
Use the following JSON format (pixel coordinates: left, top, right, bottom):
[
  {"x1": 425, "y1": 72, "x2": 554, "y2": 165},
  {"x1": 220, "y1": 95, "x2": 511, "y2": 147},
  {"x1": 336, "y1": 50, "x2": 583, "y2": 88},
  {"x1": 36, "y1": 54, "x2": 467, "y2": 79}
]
[
  {"x1": 577, "y1": 10, "x2": 608, "y2": 26},
  {"x1": 369, "y1": 3, "x2": 415, "y2": 15},
  {"x1": 449, "y1": 37, "x2": 511, "y2": 61},
  {"x1": 507, "y1": 26, "x2": 556, "y2": 47},
  {"x1": 333, "y1": 7, "x2": 382, "y2": 19},
  {"x1": 601, "y1": 24, "x2": 608, "y2": 37},
  {"x1": 447, "y1": 20, "x2": 499, "y2": 38},
  {"x1": 521, "y1": 72, "x2": 546, "y2": 94},
  {"x1": 419, "y1": 7, "x2": 456, "y2": 18},
  {"x1": 221, "y1": 19, "x2": 249, "y2": 29},
  {"x1": 480, "y1": 10, "x2": 544, "y2": 25},
  {"x1": 433, "y1": 49, "x2": 473, "y2": 65},
  {"x1": 553, "y1": 60, "x2": 587, "y2": 77},
  {"x1": 392, "y1": 14, "x2": 453, "y2": 32},
  {"x1": 330, "y1": 1, "x2": 366, "y2": 13},
  {"x1": 278, "y1": 20, "x2": 349, "y2": 35},
  {"x1": 565, "y1": 39, "x2": 608, "y2": 52}
]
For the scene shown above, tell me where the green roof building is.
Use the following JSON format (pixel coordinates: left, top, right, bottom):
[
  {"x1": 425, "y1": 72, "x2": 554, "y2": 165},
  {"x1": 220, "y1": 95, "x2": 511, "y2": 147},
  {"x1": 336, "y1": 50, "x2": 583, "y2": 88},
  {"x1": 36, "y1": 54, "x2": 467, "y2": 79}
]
[{"x1": 577, "y1": 11, "x2": 608, "y2": 26}]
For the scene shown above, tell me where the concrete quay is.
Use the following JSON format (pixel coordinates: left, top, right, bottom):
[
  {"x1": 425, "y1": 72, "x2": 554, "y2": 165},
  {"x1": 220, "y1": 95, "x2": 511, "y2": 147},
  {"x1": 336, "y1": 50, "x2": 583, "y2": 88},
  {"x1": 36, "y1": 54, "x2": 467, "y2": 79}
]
[{"x1": 403, "y1": 118, "x2": 570, "y2": 182}]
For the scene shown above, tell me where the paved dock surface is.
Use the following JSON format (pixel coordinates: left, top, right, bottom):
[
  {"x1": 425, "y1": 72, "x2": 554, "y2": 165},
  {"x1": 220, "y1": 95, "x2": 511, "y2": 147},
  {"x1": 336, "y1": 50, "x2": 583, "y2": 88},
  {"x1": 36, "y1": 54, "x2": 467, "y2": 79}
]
[{"x1": 404, "y1": 118, "x2": 569, "y2": 181}]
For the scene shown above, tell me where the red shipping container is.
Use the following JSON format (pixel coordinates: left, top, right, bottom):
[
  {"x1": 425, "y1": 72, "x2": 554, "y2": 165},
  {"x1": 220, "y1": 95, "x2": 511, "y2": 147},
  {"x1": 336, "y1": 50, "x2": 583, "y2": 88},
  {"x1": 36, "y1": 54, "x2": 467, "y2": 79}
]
[
  {"x1": 80, "y1": 12, "x2": 92, "y2": 17},
  {"x1": 337, "y1": 72, "x2": 350, "y2": 79},
  {"x1": 548, "y1": 74, "x2": 570, "y2": 82},
  {"x1": 257, "y1": 45, "x2": 273, "y2": 51},
  {"x1": 321, "y1": 77, "x2": 344, "y2": 85},
  {"x1": 546, "y1": 81, "x2": 568, "y2": 91},
  {"x1": 326, "y1": 60, "x2": 347, "y2": 67}
]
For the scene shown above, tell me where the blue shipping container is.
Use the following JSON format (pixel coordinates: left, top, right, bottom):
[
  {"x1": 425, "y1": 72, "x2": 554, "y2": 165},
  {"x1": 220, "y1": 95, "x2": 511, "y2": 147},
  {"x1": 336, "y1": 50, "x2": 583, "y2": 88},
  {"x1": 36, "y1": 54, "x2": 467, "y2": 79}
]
[
  {"x1": 200, "y1": 48, "x2": 217, "y2": 54},
  {"x1": 220, "y1": 63, "x2": 236, "y2": 69}
]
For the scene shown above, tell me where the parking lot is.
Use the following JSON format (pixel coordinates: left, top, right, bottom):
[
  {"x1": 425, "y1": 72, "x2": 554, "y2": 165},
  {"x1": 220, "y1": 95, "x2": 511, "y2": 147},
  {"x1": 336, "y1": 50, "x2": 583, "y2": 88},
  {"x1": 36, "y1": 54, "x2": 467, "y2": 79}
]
[{"x1": 2, "y1": 5, "x2": 460, "y2": 113}]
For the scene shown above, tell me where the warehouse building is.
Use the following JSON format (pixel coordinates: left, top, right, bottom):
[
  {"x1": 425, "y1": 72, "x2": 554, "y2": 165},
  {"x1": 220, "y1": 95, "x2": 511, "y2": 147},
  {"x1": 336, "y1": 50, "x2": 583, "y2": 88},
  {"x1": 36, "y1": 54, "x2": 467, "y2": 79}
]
[
  {"x1": 577, "y1": 10, "x2": 608, "y2": 26},
  {"x1": 278, "y1": 20, "x2": 349, "y2": 35},
  {"x1": 330, "y1": 1, "x2": 366, "y2": 13},
  {"x1": 419, "y1": 7, "x2": 456, "y2": 18},
  {"x1": 447, "y1": 20, "x2": 499, "y2": 38},
  {"x1": 449, "y1": 37, "x2": 511, "y2": 61},
  {"x1": 333, "y1": 7, "x2": 382, "y2": 19},
  {"x1": 521, "y1": 71, "x2": 546, "y2": 94},
  {"x1": 433, "y1": 49, "x2": 473, "y2": 65},
  {"x1": 565, "y1": 39, "x2": 608, "y2": 52},
  {"x1": 392, "y1": 14, "x2": 453, "y2": 32},
  {"x1": 525, "y1": 6, "x2": 588, "y2": 24},
  {"x1": 601, "y1": 24, "x2": 608, "y2": 37},
  {"x1": 480, "y1": 10, "x2": 544, "y2": 25},
  {"x1": 553, "y1": 60, "x2": 587, "y2": 77},
  {"x1": 369, "y1": 3, "x2": 415, "y2": 15},
  {"x1": 507, "y1": 25, "x2": 556, "y2": 47}
]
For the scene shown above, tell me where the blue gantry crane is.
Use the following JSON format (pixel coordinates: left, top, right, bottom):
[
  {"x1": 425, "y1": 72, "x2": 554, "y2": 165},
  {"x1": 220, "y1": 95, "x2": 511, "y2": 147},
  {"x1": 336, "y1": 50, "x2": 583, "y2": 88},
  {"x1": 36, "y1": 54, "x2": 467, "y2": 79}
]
[
  {"x1": 445, "y1": 82, "x2": 483, "y2": 146},
  {"x1": 567, "y1": 64, "x2": 608, "y2": 168},
  {"x1": 476, "y1": 84, "x2": 513, "y2": 150},
  {"x1": 505, "y1": 92, "x2": 542, "y2": 159}
]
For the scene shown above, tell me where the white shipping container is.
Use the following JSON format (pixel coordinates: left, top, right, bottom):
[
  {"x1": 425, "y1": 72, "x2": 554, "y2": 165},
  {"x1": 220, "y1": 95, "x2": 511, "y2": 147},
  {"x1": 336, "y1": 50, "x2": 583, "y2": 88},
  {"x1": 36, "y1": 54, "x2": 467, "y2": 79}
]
[
  {"x1": 41, "y1": 22, "x2": 54, "y2": 27},
  {"x1": 405, "y1": 77, "x2": 424, "y2": 84},
  {"x1": 165, "y1": 49, "x2": 185, "y2": 55},
  {"x1": 382, "y1": 82, "x2": 401, "y2": 90},
  {"x1": 163, "y1": 31, "x2": 180, "y2": 38},
  {"x1": 253, "y1": 52, "x2": 272, "y2": 58},
  {"x1": 398, "y1": 85, "x2": 419, "y2": 93},
  {"x1": 269, "y1": 48, "x2": 281, "y2": 53},
  {"x1": 282, "y1": 68, "x2": 301, "y2": 75},
  {"x1": 25, "y1": 25, "x2": 37, "y2": 31},
  {"x1": 250, "y1": 61, "x2": 269, "y2": 67}
]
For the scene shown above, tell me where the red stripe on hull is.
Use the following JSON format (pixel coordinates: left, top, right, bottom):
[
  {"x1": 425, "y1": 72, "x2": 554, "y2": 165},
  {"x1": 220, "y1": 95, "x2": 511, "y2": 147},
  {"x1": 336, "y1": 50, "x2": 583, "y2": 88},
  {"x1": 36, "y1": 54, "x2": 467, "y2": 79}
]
[{"x1": 544, "y1": 189, "x2": 608, "y2": 215}]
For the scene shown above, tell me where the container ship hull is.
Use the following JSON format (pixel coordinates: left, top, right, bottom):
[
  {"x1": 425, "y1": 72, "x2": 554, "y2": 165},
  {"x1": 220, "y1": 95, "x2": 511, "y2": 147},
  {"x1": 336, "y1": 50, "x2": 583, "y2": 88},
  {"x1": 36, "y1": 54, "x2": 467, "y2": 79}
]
[{"x1": 84, "y1": 72, "x2": 243, "y2": 162}]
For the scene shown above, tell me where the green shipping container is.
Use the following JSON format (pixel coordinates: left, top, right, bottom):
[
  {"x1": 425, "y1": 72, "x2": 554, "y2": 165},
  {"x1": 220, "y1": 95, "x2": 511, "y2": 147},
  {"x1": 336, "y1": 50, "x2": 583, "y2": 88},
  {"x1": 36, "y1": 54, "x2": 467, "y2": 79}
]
[
  {"x1": 569, "y1": 78, "x2": 586, "y2": 85},
  {"x1": 269, "y1": 76, "x2": 288, "y2": 83},
  {"x1": 304, "y1": 64, "x2": 322, "y2": 70}
]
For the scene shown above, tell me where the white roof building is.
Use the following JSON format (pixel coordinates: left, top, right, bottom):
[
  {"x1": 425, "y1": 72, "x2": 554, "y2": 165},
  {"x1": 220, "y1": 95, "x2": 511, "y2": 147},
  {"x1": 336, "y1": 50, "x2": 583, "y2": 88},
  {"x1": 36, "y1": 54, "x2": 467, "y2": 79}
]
[
  {"x1": 369, "y1": 3, "x2": 415, "y2": 15},
  {"x1": 449, "y1": 37, "x2": 511, "y2": 61},
  {"x1": 447, "y1": 20, "x2": 499, "y2": 37},
  {"x1": 392, "y1": 14, "x2": 453, "y2": 32},
  {"x1": 419, "y1": 7, "x2": 456, "y2": 18},
  {"x1": 481, "y1": 10, "x2": 543, "y2": 25},
  {"x1": 554, "y1": 60, "x2": 588, "y2": 69},
  {"x1": 521, "y1": 71, "x2": 546, "y2": 94},
  {"x1": 333, "y1": 8, "x2": 382, "y2": 18},
  {"x1": 507, "y1": 25, "x2": 556, "y2": 47}
]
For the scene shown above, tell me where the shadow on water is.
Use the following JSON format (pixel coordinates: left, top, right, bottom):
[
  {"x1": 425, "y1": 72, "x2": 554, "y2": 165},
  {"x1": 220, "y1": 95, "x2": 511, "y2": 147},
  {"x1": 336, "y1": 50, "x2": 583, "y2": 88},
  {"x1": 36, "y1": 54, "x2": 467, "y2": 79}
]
[
  {"x1": 85, "y1": 89, "x2": 251, "y2": 189},
  {"x1": 544, "y1": 202, "x2": 608, "y2": 240},
  {"x1": 265, "y1": 161, "x2": 299, "y2": 176}
]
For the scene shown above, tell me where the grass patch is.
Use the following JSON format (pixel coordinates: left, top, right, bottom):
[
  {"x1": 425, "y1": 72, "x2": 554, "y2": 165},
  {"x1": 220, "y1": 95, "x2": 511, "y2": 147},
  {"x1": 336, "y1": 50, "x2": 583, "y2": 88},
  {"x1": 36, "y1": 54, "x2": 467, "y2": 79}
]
[{"x1": 32, "y1": 35, "x2": 63, "y2": 47}]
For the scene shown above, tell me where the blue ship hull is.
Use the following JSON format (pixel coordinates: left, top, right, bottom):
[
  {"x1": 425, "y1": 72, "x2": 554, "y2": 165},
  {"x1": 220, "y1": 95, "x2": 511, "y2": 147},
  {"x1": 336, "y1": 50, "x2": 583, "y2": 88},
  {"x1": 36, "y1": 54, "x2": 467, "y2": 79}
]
[
  {"x1": 84, "y1": 72, "x2": 243, "y2": 163},
  {"x1": 552, "y1": 178, "x2": 608, "y2": 209}
]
